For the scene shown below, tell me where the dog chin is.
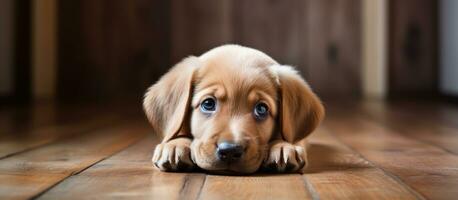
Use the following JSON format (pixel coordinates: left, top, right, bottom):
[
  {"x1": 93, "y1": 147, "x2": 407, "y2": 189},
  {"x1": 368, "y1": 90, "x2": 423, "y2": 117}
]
[
  {"x1": 200, "y1": 165, "x2": 261, "y2": 175},
  {"x1": 195, "y1": 157, "x2": 264, "y2": 174}
]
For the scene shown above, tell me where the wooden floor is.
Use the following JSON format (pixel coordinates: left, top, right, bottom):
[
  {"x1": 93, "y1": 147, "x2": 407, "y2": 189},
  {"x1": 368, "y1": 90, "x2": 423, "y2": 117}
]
[{"x1": 1, "y1": 100, "x2": 458, "y2": 200}]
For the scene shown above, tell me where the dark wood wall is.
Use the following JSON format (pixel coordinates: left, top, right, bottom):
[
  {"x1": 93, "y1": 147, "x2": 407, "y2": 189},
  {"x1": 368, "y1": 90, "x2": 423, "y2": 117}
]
[
  {"x1": 58, "y1": 0, "x2": 362, "y2": 101},
  {"x1": 58, "y1": 0, "x2": 171, "y2": 101},
  {"x1": 388, "y1": 0, "x2": 438, "y2": 98},
  {"x1": 306, "y1": 0, "x2": 361, "y2": 97},
  {"x1": 0, "y1": 0, "x2": 31, "y2": 104}
]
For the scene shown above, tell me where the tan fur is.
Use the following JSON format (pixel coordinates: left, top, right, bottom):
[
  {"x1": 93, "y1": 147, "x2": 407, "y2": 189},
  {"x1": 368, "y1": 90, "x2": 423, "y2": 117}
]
[
  {"x1": 143, "y1": 57, "x2": 200, "y2": 141},
  {"x1": 272, "y1": 65, "x2": 325, "y2": 143},
  {"x1": 144, "y1": 44, "x2": 324, "y2": 174}
]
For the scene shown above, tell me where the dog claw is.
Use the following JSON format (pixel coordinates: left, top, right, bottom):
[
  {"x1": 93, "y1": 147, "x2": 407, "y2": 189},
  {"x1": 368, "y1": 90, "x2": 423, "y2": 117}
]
[
  {"x1": 152, "y1": 138, "x2": 196, "y2": 172},
  {"x1": 262, "y1": 141, "x2": 307, "y2": 173}
]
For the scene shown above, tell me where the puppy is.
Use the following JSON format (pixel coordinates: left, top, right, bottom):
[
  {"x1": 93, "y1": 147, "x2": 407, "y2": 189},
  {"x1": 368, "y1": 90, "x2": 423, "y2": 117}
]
[{"x1": 144, "y1": 45, "x2": 324, "y2": 174}]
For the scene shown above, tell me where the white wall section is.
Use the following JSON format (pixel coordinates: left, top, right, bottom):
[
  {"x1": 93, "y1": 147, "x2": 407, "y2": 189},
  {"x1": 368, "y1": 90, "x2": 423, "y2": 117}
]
[
  {"x1": 362, "y1": 0, "x2": 388, "y2": 99},
  {"x1": 440, "y1": 0, "x2": 458, "y2": 96}
]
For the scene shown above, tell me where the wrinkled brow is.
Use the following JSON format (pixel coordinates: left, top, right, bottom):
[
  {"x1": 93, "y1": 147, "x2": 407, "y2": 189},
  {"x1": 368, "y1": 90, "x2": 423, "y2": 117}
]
[{"x1": 191, "y1": 84, "x2": 226, "y2": 107}]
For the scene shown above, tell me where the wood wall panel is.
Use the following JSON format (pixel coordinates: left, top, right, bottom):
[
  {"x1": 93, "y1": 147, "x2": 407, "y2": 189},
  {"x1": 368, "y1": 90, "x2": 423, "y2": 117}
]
[
  {"x1": 6, "y1": 0, "x2": 32, "y2": 103},
  {"x1": 233, "y1": 0, "x2": 307, "y2": 72},
  {"x1": 58, "y1": 0, "x2": 170, "y2": 101},
  {"x1": 58, "y1": 0, "x2": 362, "y2": 100},
  {"x1": 388, "y1": 0, "x2": 438, "y2": 97},
  {"x1": 170, "y1": 0, "x2": 232, "y2": 63},
  {"x1": 306, "y1": 0, "x2": 362, "y2": 97},
  {"x1": 0, "y1": 0, "x2": 15, "y2": 98}
]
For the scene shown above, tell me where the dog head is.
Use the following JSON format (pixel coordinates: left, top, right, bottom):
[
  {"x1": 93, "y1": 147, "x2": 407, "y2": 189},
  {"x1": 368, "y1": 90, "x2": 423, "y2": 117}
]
[{"x1": 144, "y1": 45, "x2": 324, "y2": 173}]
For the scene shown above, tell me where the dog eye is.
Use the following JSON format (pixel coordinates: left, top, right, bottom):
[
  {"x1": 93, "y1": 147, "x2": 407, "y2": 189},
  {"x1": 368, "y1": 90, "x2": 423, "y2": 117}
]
[
  {"x1": 254, "y1": 102, "x2": 269, "y2": 120},
  {"x1": 200, "y1": 97, "x2": 217, "y2": 113}
]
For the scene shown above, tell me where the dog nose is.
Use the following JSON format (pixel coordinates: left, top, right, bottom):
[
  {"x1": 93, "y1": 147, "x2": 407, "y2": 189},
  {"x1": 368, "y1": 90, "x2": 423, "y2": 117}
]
[{"x1": 216, "y1": 142, "x2": 244, "y2": 162}]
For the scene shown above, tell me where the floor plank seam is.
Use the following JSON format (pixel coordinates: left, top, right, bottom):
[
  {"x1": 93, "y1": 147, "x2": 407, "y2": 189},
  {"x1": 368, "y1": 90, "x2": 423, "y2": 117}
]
[
  {"x1": 195, "y1": 175, "x2": 208, "y2": 200},
  {"x1": 322, "y1": 127, "x2": 428, "y2": 200},
  {"x1": 30, "y1": 134, "x2": 148, "y2": 199},
  {"x1": 179, "y1": 175, "x2": 190, "y2": 196},
  {"x1": 0, "y1": 118, "x2": 121, "y2": 161},
  {"x1": 178, "y1": 174, "x2": 206, "y2": 200},
  {"x1": 4, "y1": 102, "x2": 458, "y2": 199},
  {"x1": 29, "y1": 174, "x2": 70, "y2": 200},
  {"x1": 0, "y1": 143, "x2": 48, "y2": 160},
  {"x1": 72, "y1": 134, "x2": 148, "y2": 176},
  {"x1": 302, "y1": 175, "x2": 320, "y2": 200}
]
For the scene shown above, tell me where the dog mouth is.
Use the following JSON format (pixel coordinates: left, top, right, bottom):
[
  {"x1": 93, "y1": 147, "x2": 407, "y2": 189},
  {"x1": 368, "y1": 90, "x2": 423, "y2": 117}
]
[
  {"x1": 191, "y1": 138, "x2": 268, "y2": 174},
  {"x1": 195, "y1": 151, "x2": 266, "y2": 174}
]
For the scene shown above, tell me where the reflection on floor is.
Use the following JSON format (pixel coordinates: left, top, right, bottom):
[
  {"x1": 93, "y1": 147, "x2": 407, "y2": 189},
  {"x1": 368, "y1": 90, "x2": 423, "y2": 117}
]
[{"x1": 0, "y1": 100, "x2": 457, "y2": 199}]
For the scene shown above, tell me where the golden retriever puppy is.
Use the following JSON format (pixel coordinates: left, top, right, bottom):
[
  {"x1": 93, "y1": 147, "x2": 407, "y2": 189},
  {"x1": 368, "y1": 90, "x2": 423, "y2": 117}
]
[{"x1": 144, "y1": 45, "x2": 324, "y2": 174}]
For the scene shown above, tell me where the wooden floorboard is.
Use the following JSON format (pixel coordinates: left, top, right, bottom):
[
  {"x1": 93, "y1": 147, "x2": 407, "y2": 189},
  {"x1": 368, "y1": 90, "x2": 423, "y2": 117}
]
[
  {"x1": 0, "y1": 101, "x2": 457, "y2": 199},
  {"x1": 199, "y1": 174, "x2": 311, "y2": 199},
  {"x1": 38, "y1": 135, "x2": 207, "y2": 200},
  {"x1": 0, "y1": 114, "x2": 119, "y2": 159},
  {"x1": 325, "y1": 106, "x2": 458, "y2": 200},
  {"x1": 0, "y1": 104, "x2": 60, "y2": 135},
  {"x1": 39, "y1": 128, "x2": 422, "y2": 200},
  {"x1": 0, "y1": 121, "x2": 147, "y2": 200},
  {"x1": 382, "y1": 101, "x2": 458, "y2": 128},
  {"x1": 357, "y1": 102, "x2": 458, "y2": 155},
  {"x1": 304, "y1": 128, "x2": 420, "y2": 200},
  {"x1": 0, "y1": 103, "x2": 141, "y2": 160}
]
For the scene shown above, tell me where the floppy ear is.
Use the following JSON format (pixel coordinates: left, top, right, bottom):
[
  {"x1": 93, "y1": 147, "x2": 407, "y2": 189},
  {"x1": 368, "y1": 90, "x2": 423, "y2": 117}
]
[
  {"x1": 143, "y1": 57, "x2": 200, "y2": 142},
  {"x1": 272, "y1": 65, "x2": 325, "y2": 143}
]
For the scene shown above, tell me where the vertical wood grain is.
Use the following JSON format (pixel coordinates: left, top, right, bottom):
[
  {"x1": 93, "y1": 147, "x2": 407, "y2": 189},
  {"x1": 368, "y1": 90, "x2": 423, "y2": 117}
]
[
  {"x1": 13, "y1": 0, "x2": 32, "y2": 102},
  {"x1": 0, "y1": 0, "x2": 14, "y2": 97},
  {"x1": 232, "y1": 0, "x2": 307, "y2": 72},
  {"x1": 306, "y1": 0, "x2": 362, "y2": 97},
  {"x1": 170, "y1": 0, "x2": 232, "y2": 63},
  {"x1": 57, "y1": 1, "x2": 364, "y2": 99},
  {"x1": 58, "y1": 0, "x2": 170, "y2": 101},
  {"x1": 388, "y1": 0, "x2": 438, "y2": 97},
  {"x1": 32, "y1": 0, "x2": 57, "y2": 99}
]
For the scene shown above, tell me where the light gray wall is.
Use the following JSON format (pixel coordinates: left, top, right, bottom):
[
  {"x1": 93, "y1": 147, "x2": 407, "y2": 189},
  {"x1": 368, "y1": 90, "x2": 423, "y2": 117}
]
[
  {"x1": 0, "y1": 0, "x2": 14, "y2": 96},
  {"x1": 440, "y1": 0, "x2": 458, "y2": 96}
]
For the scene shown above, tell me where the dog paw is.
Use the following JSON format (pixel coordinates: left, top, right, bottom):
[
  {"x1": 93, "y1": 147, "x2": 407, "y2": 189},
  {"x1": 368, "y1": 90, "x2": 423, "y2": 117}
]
[
  {"x1": 152, "y1": 138, "x2": 196, "y2": 172},
  {"x1": 262, "y1": 141, "x2": 307, "y2": 173}
]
